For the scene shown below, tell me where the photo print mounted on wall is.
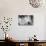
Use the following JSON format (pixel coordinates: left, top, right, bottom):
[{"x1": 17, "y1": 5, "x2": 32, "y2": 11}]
[
  {"x1": 29, "y1": 0, "x2": 44, "y2": 8},
  {"x1": 18, "y1": 15, "x2": 33, "y2": 26}
]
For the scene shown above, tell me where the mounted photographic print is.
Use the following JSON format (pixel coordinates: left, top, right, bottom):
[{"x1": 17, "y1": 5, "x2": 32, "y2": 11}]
[{"x1": 18, "y1": 15, "x2": 33, "y2": 26}]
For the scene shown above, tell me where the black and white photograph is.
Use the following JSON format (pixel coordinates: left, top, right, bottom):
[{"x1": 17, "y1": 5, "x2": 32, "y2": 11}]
[{"x1": 18, "y1": 15, "x2": 33, "y2": 25}]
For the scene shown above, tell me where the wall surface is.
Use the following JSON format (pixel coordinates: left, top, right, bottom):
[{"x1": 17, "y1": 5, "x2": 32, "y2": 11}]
[{"x1": 0, "y1": 0, "x2": 46, "y2": 40}]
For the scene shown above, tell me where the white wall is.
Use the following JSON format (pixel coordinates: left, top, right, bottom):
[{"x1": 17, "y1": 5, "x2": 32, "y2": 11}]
[{"x1": 0, "y1": 0, "x2": 46, "y2": 40}]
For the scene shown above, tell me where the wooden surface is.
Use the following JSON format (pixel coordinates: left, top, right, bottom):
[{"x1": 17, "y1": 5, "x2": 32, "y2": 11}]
[{"x1": 24, "y1": 43, "x2": 28, "y2": 46}]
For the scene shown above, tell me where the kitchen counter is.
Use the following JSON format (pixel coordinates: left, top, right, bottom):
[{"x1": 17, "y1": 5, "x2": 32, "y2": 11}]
[
  {"x1": 12, "y1": 40, "x2": 46, "y2": 43},
  {"x1": 5, "y1": 38, "x2": 46, "y2": 43}
]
